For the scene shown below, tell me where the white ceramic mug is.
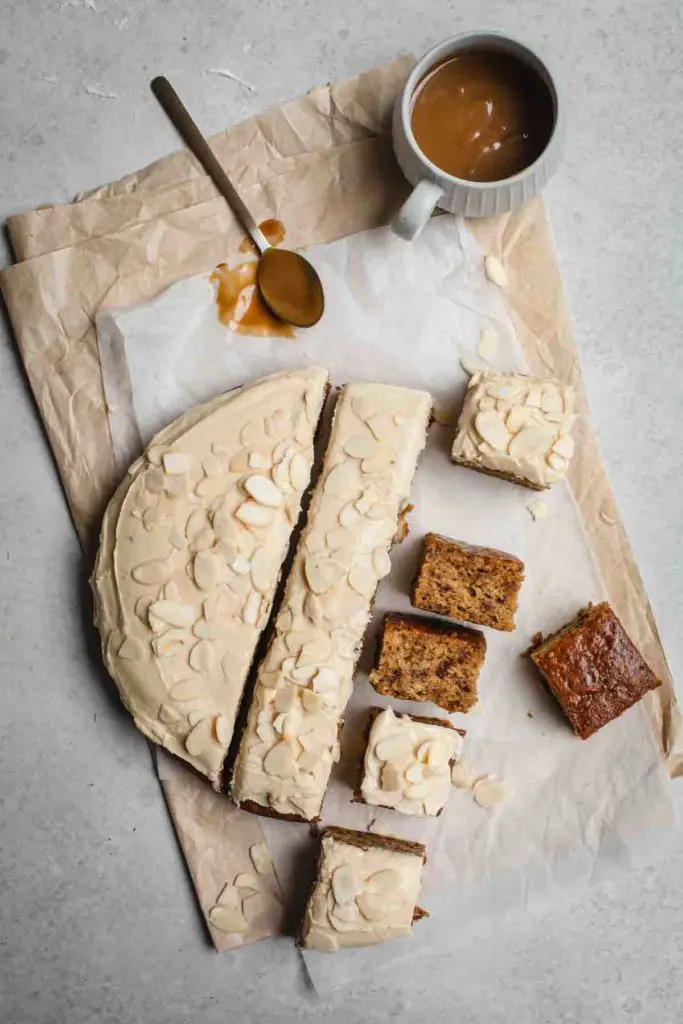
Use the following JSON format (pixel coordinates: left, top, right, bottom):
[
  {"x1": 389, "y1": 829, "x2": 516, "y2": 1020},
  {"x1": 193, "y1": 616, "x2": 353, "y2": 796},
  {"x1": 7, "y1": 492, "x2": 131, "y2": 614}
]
[{"x1": 392, "y1": 32, "x2": 563, "y2": 239}]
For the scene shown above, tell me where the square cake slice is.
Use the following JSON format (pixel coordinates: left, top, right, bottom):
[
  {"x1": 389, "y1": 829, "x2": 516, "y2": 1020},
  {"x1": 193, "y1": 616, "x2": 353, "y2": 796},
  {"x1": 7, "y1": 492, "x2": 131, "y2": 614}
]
[
  {"x1": 412, "y1": 532, "x2": 524, "y2": 631},
  {"x1": 528, "y1": 602, "x2": 661, "y2": 739},
  {"x1": 359, "y1": 707, "x2": 463, "y2": 817},
  {"x1": 299, "y1": 826, "x2": 427, "y2": 951},
  {"x1": 369, "y1": 613, "x2": 486, "y2": 713},
  {"x1": 451, "y1": 369, "x2": 576, "y2": 490}
]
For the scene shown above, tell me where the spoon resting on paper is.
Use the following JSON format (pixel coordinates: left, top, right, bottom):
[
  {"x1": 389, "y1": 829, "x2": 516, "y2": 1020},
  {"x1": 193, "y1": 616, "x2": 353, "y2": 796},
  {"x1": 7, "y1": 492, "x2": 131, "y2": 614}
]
[{"x1": 150, "y1": 76, "x2": 325, "y2": 329}]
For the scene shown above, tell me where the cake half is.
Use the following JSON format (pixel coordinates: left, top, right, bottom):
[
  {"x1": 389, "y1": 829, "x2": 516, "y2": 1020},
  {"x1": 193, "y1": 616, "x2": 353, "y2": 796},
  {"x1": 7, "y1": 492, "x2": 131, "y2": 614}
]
[{"x1": 91, "y1": 367, "x2": 330, "y2": 788}]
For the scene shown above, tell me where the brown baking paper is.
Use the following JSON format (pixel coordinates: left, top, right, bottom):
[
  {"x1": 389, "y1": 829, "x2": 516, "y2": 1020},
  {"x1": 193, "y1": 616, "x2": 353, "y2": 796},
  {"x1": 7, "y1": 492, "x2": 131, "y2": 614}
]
[{"x1": 1, "y1": 56, "x2": 681, "y2": 954}]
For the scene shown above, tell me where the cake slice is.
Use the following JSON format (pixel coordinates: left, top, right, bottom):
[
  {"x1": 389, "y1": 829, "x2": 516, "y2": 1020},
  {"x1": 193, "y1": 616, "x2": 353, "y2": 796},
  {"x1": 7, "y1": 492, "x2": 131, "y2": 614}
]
[
  {"x1": 369, "y1": 613, "x2": 485, "y2": 713},
  {"x1": 91, "y1": 367, "x2": 330, "y2": 789},
  {"x1": 527, "y1": 602, "x2": 661, "y2": 738},
  {"x1": 299, "y1": 826, "x2": 427, "y2": 951},
  {"x1": 230, "y1": 382, "x2": 433, "y2": 822},
  {"x1": 451, "y1": 369, "x2": 576, "y2": 490},
  {"x1": 412, "y1": 532, "x2": 524, "y2": 631},
  {"x1": 358, "y1": 707, "x2": 463, "y2": 817}
]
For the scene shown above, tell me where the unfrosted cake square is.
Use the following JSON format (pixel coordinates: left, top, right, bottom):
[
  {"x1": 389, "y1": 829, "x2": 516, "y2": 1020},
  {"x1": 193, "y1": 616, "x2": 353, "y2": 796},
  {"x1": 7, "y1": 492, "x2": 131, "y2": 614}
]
[
  {"x1": 412, "y1": 533, "x2": 524, "y2": 631},
  {"x1": 369, "y1": 613, "x2": 486, "y2": 713},
  {"x1": 527, "y1": 602, "x2": 661, "y2": 738},
  {"x1": 299, "y1": 826, "x2": 427, "y2": 950},
  {"x1": 451, "y1": 369, "x2": 576, "y2": 490},
  {"x1": 358, "y1": 707, "x2": 463, "y2": 817}
]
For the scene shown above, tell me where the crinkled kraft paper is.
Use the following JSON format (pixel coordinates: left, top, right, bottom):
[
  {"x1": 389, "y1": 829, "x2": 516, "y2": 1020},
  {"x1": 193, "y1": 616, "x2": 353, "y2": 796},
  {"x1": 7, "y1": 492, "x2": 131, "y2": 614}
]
[{"x1": 1, "y1": 56, "x2": 680, "y2": 955}]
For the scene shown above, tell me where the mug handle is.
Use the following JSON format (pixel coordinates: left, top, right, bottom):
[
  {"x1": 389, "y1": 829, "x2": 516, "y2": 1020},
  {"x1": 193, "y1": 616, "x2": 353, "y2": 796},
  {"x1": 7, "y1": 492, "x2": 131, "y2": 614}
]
[{"x1": 392, "y1": 180, "x2": 445, "y2": 240}]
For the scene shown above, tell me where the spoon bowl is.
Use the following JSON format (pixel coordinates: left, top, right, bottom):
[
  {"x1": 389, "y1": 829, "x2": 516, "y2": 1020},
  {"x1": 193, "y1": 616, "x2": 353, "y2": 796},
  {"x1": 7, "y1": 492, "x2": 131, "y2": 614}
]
[{"x1": 257, "y1": 247, "x2": 324, "y2": 328}]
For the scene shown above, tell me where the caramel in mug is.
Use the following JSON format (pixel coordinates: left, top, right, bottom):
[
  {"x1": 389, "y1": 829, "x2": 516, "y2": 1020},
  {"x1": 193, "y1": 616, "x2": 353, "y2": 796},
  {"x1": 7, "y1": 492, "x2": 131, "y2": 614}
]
[{"x1": 410, "y1": 49, "x2": 554, "y2": 183}]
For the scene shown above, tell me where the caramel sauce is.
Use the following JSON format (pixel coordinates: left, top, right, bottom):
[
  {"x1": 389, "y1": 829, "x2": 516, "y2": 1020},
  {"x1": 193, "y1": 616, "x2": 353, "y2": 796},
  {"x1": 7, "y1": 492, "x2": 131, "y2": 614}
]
[
  {"x1": 238, "y1": 217, "x2": 286, "y2": 254},
  {"x1": 211, "y1": 261, "x2": 294, "y2": 338},
  {"x1": 410, "y1": 50, "x2": 554, "y2": 182}
]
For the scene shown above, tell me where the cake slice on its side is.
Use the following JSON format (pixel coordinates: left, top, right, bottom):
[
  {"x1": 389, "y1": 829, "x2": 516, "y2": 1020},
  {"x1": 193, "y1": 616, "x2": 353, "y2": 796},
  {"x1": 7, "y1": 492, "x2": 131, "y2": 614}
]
[
  {"x1": 412, "y1": 532, "x2": 524, "y2": 631},
  {"x1": 299, "y1": 826, "x2": 427, "y2": 951},
  {"x1": 369, "y1": 613, "x2": 486, "y2": 714},
  {"x1": 527, "y1": 602, "x2": 661, "y2": 739}
]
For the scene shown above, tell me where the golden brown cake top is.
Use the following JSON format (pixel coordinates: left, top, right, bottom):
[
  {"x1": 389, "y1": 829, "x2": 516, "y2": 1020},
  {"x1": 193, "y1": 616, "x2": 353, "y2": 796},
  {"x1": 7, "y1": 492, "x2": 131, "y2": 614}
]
[{"x1": 529, "y1": 602, "x2": 661, "y2": 739}]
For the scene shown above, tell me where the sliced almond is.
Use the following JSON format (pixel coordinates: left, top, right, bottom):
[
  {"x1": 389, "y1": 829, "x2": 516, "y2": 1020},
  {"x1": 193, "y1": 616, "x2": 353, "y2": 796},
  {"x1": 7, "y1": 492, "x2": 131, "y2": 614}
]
[
  {"x1": 164, "y1": 475, "x2": 191, "y2": 499},
  {"x1": 305, "y1": 553, "x2": 345, "y2": 594},
  {"x1": 361, "y1": 452, "x2": 393, "y2": 474},
  {"x1": 263, "y1": 741, "x2": 297, "y2": 778},
  {"x1": 508, "y1": 424, "x2": 557, "y2": 461},
  {"x1": 242, "y1": 591, "x2": 262, "y2": 627},
  {"x1": 355, "y1": 892, "x2": 388, "y2": 921},
  {"x1": 547, "y1": 452, "x2": 567, "y2": 473},
  {"x1": 541, "y1": 387, "x2": 564, "y2": 414},
  {"x1": 372, "y1": 547, "x2": 391, "y2": 579},
  {"x1": 146, "y1": 447, "x2": 164, "y2": 466},
  {"x1": 215, "y1": 715, "x2": 231, "y2": 746},
  {"x1": 185, "y1": 717, "x2": 212, "y2": 756},
  {"x1": 149, "y1": 600, "x2": 195, "y2": 628},
  {"x1": 300, "y1": 636, "x2": 332, "y2": 663},
  {"x1": 131, "y1": 558, "x2": 170, "y2": 585},
  {"x1": 472, "y1": 774, "x2": 508, "y2": 808},
  {"x1": 524, "y1": 385, "x2": 544, "y2": 409},
  {"x1": 326, "y1": 526, "x2": 354, "y2": 551},
  {"x1": 195, "y1": 477, "x2": 224, "y2": 499},
  {"x1": 348, "y1": 562, "x2": 376, "y2": 597},
  {"x1": 189, "y1": 640, "x2": 214, "y2": 673},
  {"x1": 118, "y1": 636, "x2": 145, "y2": 660},
  {"x1": 406, "y1": 782, "x2": 429, "y2": 800},
  {"x1": 135, "y1": 595, "x2": 154, "y2": 622},
  {"x1": 301, "y1": 689, "x2": 324, "y2": 713},
  {"x1": 344, "y1": 434, "x2": 378, "y2": 459},
  {"x1": 256, "y1": 721, "x2": 277, "y2": 745},
  {"x1": 484, "y1": 254, "x2": 508, "y2": 288},
  {"x1": 552, "y1": 433, "x2": 575, "y2": 459},
  {"x1": 265, "y1": 410, "x2": 290, "y2": 438},
  {"x1": 170, "y1": 679, "x2": 203, "y2": 701},
  {"x1": 158, "y1": 703, "x2": 182, "y2": 725},
  {"x1": 248, "y1": 452, "x2": 271, "y2": 470},
  {"x1": 274, "y1": 686, "x2": 297, "y2": 713},
  {"x1": 244, "y1": 475, "x2": 284, "y2": 508},
  {"x1": 365, "y1": 869, "x2": 401, "y2": 894},
  {"x1": 474, "y1": 410, "x2": 510, "y2": 452},
  {"x1": 460, "y1": 353, "x2": 488, "y2": 377},
  {"x1": 375, "y1": 734, "x2": 413, "y2": 762},
  {"x1": 324, "y1": 463, "x2": 360, "y2": 496},
  {"x1": 506, "y1": 405, "x2": 534, "y2": 433},
  {"x1": 451, "y1": 761, "x2": 477, "y2": 789},
  {"x1": 289, "y1": 452, "x2": 309, "y2": 491},
  {"x1": 163, "y1": 451, "x2": 192, "y2": 475},
  {"x1": 339, "y1": 502, "x2": 362, "y2": 528},
  {"x1": 208, "y1": 903, "x2": 248, "y2": 934},
  {"x1": 236, "y1": 501, "x2": 275, "y2": 528},
  {"x1": 193, "y1": 551, "x2": 224, "y2": 591},
  {"x1": 332, "y1": 900, "x2": 361, "y2": 923},
  {"x1": 405, "y1": 762, "x2": 426, "y2": 784},
  {"x1": 240, "y1": 422, "x2": 265, "y2": 447},
  {"x1": 249, "y1": 842, "x2": 273, "y2": 875},
  {"x1": 189, "y1": 527, "x2": 215, "y2": 552},
  {"x1": 242, "y1": 891, "x2": 266, "y2": 923},
  {"x1": 231, "y1": 554, "x2": 252, "y2": 575},
  {"x1": 331, "y1": 864, "x2": 361, "y2": 905},
  {"x1": 366, "y1": 413, "x2": 396, "y2": 443},
  {"x1": 313, "y1": 666, "x2": 338, "y2": 696},
  {"x1": 145, "y1": 467, "x2": 165, "y2": 493}
]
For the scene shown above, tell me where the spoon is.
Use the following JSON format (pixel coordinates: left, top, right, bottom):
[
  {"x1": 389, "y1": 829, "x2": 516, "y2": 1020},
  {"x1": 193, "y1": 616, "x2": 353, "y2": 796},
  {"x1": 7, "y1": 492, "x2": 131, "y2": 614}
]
[{"x1": 150, "y1": 76, "x2": 324, "y2": 328}]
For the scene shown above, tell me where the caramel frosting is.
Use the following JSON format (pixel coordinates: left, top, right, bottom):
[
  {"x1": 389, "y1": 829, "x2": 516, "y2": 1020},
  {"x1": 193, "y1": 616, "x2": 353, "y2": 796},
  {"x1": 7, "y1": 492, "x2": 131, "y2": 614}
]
[
  {"x1": 300, "y1": 831, "x2": 425, "y2": 951},
  {"x1": 361, "y1": 708, "x2": 462, "y2": 817},
  {"x1": 92, "y1": 367, "x2": 330, "y2": 788},
  {"x1": 451, "y1": 369, "x2": 576, "y2": 489},
  {"x1": 230, "y1": 382, "x2": 433, "y2": 820}
]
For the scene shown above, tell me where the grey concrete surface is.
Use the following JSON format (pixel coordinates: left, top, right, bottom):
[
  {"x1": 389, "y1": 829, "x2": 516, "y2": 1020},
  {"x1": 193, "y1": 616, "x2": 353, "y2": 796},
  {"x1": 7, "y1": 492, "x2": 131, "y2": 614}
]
[{"x1": 1, "y1": 2, "x2": 682, "y2": 1022}]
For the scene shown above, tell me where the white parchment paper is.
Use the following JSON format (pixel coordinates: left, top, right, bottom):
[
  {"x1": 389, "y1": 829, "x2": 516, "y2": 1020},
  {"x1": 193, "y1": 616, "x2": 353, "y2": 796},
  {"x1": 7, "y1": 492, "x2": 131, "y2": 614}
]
[{"x1": 97, "y1": 217, "x2": 677, "y2": 992}]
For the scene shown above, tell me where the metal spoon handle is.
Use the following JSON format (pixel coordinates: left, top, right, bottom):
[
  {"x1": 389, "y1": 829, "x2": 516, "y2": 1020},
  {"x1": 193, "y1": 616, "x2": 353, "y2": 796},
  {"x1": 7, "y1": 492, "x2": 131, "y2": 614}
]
[{"x1": 150, "y1": 76, "x2": 269, "y2": 254}]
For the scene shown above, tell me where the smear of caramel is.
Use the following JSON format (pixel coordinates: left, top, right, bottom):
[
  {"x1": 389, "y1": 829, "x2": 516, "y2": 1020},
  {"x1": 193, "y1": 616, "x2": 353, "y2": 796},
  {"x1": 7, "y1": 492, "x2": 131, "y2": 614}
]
[
  {"x1": 238, "y1": 218, "x2": 286, "y2": 254},
  {"x1": 210, "y1": 261, "x2": 294, "y2": 338}
]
